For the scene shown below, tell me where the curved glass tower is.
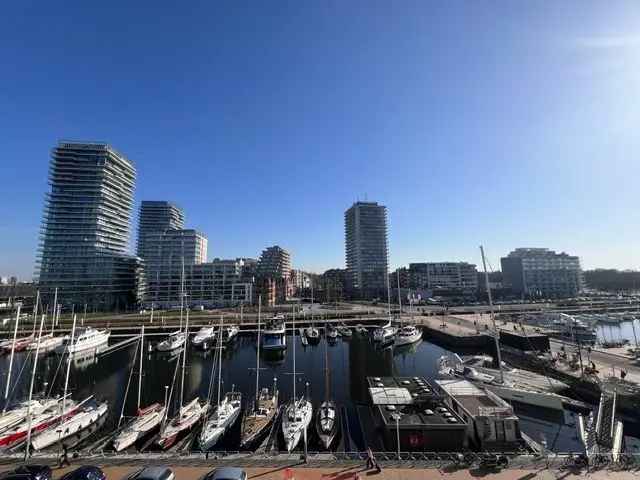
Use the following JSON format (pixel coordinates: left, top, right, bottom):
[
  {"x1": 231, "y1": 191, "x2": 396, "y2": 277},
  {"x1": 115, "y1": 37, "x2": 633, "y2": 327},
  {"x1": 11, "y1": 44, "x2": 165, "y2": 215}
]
[{"x1": 36, "y1": 141, "x2": 140, "y2": 311}]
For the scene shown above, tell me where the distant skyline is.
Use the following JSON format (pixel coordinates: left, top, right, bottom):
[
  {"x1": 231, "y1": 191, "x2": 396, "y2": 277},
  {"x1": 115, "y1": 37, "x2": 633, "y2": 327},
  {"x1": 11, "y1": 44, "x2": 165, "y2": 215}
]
[{"x1": 1, "y1": 1, "x2": 639, "y2": 280}]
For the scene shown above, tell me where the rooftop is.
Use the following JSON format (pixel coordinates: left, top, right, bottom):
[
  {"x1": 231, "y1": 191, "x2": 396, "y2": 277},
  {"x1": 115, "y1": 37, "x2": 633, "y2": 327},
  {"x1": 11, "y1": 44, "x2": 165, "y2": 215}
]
[{"x1": 367, "y1": 376, "x2": 466, "y2": 429}]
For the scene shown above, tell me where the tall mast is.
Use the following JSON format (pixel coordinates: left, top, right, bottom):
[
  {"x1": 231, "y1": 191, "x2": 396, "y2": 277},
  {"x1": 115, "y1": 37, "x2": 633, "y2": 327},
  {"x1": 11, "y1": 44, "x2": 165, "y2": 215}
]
[
  {"x1": 24, "y1": 313, "x2": 46, "y2": 460},
  {"x1": 216, "y1": 314, "x2": 224, "y2": 410},
  {"x1": 292, "y1": 306, "x2": 296, "y2": 405},
  {"x1": 179, "y1": 305, "x2": 189, "y2": 409},
  {"x1": 62, "y1": 315, "x2": 78, "y2": 416},
  {"x1": 51, "y1": 288, "x2": 58, "y2": 334},
  {"x1": 480, "y1": 246, "x2": 503, "y2": 383},
  {"x1": 386, "y1": 266, "x2": 392, "y2": 321},
  {"x1": 137, "y1": 325, "x2": 144, "y2": 410},
  {"x1": 3, "y1": 304, "x2": 22, "y2": 409},
  {"x1": 324, "y1": 322, "x2": 330, "y2": 401},
  {"x1": 311, "y1": 283, "x2": 314, "y2": 324},
  {"x1": 397, "y1": 271, "x2": 402, "y2": 325},
  {"x1": 180, "y1": 239, "x2": 185, "y2": 331},
  {"x1": 255, "y1": 296, "x2": 262, "y2": 406},
  {"x1": 32, "y1": 291, "x2": 39, "y2": 335}
]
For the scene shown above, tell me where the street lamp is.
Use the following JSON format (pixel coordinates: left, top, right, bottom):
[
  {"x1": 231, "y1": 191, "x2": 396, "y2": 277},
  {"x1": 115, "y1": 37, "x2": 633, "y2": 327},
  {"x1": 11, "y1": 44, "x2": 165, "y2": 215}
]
[{"x1": 391, "y1": 412, "x2": 401, "y2": 459}]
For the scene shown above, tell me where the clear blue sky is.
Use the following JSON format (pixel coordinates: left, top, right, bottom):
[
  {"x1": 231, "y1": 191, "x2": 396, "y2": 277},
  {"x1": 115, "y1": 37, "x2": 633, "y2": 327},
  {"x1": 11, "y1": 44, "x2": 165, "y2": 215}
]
[{"x1": 1, "y1": 1, "x2": 639, "y2": 280}]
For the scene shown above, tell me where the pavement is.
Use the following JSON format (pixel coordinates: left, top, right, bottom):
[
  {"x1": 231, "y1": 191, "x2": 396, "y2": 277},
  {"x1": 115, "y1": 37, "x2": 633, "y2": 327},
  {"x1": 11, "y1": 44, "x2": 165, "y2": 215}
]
[{"x1": 3, "y1": 463, "x2": 639, "y2": 480}]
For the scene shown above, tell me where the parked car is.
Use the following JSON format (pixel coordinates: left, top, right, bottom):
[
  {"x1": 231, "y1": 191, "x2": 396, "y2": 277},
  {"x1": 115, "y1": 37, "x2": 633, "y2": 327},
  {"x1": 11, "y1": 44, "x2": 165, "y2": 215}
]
[
  {"x1": 124, "y1": 467, "x2": 174, "y2": 480},
  {"x1": 202, "y1": 468, "x2": 247, "y2": 480},
  {"x1": 2, "y1": 465, "x2": 52, "y2": 480},
  {"x1": 60, "y1": 467, "x2": 105, "y2": 480}
]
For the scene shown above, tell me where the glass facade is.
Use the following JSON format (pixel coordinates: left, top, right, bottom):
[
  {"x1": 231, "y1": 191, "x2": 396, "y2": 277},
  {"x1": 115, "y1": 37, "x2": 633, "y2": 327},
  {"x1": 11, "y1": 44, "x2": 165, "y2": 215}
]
[
  {"x1": 344, "y1": 201, "x2": 389, "y2": 299},
  {"x1": 36, "y1": 141, "x2": 140, "y2": 311}
]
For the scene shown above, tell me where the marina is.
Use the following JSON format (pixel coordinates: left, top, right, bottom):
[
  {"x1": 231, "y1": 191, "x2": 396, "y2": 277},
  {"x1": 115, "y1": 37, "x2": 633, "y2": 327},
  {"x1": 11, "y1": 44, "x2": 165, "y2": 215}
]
[{"x1": 2, "y1": 318, "x2": 639, "y2": 458}]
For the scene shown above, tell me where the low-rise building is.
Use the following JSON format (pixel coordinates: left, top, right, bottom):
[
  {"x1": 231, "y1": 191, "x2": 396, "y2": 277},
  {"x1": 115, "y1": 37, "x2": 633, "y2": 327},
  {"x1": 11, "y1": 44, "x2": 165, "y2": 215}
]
[
  {"x1": 501, "y1": 248, "x2": 583, "y2": 299},
  {"x1": 367, "y1": 376, "x2": 467, "y2": 452},
  {"x1": 436, "y1": 379, "x2": 522, "y2": 451},
  {"x1": 408, "y1": 262, "x2": 478, "y2": 291},
  {"x1": 144, "y1": 258, "x2": 253, "y2": 308}
]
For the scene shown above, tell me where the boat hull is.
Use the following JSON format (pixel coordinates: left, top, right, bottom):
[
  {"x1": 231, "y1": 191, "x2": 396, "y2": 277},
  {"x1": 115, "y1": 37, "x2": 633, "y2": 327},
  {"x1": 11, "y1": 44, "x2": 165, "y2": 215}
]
[
  {"x1": 282, "y1": 400, "x2": 312, "y2": 452},
  {"x1": 31, "y1": 402, "x2": 107, "y2": 450},
  {"x1": 485, "y1": 384, "x2": 564, "y2": 410},
  {"x1": 112, "y1": 405, "x2": 165, "y2": 452}
]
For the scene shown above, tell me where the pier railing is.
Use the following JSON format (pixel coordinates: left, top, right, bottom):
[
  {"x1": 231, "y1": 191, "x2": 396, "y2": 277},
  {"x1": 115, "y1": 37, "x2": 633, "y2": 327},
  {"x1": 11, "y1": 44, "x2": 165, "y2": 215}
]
[{"x1": 6, "y1": 450, "x2": 638, "y2": 472}]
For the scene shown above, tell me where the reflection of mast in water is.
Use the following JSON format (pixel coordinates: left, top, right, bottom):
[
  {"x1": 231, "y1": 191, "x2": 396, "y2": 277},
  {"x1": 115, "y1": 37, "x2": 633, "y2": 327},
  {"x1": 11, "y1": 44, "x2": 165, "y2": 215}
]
[{"x1": 348, "y1": 336, "x2": 393, "y2": 403}]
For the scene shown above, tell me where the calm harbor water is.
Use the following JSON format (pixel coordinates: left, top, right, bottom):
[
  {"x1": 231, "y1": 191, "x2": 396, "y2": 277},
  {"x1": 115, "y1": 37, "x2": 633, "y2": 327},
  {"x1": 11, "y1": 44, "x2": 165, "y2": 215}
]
[
  {"x1": 596, "y1": 320, "x2": 640, "y2": 345},
  {"x1": 0, "y1": 332, "x2": 626, "y2": 453}
]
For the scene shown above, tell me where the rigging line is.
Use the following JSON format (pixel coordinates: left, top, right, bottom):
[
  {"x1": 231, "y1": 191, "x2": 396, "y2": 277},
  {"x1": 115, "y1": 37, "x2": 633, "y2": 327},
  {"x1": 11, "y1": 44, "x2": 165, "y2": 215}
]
[
  {"x1": 7, "y1": 350, "x2": 33, "y2": 404},
  {"x1": 47, "y1": 349, "x2": 67, "y2": 397},
  {"x1": 118, "y1": 339, "x2": 141, "y2": 429}
]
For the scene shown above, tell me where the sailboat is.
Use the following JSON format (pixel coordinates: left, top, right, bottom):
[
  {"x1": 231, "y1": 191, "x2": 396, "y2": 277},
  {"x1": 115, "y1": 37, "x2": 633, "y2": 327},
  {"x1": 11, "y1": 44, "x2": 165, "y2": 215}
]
[
  {"x1": 26, "y1": 294, "x2": 64, "y2": 354},
  {"x1": 373, "y1": 320, "x2": 397, "y2": 344},
  {"x1": 0, "y1": 315, "x2": 75, "y2": 452},
  {"x1": 156, "y1": 306, "x2": 208, "y2": 449},
  {"x1": 30, "y1": 315, "x2": 108, "y2": 451},
  {"x1": 240, "y1": 297, "x2": 278, "y2": 448},
  {"x1": 113, "y1": 326, "x2": 167, "y2": 452},
  {"x1": 0, "y1": 399, "x2": 60, "y2": 436},
  {"x1": 315, "y1": 326, "x2": 340, "y2": 449},
  {"x1": 157, "y1": 256, "x2": 188, "y2": 353},
  {"x1": 436, "y1": 246, "x2": 568, "y2": 411},
  {"x1": 305, "y1": 288, "x2": 320, "y2": 344},
  {"x1": 373, "y1": 273, "x2": 397, "y2": 344},
  {"x1": 199, "y1": 317, "x2": 242, "y2": 450},
  {"x1": 394, "y1": 276, "x2": 422, "y2": 346},
  {"x1": 281, "y1": 309, "x2": 312, "y2": 452}
]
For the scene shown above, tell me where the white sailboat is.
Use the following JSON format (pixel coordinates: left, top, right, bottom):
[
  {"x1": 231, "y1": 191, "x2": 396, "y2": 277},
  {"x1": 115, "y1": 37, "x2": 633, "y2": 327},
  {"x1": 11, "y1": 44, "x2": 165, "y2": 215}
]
[
  {"x1": 0, "y1": 308, "x2": 58, "y2": 434},
  {"x1": 31, "y1": 400, "x2": 107, "y2": 450},
  {"x1": 31, "y1": 316, "x2": 108, "y2": 450},
  {"x1": 240, "y1": 297, "x2": 279, "y2": 448},
  {"x1": 315, "y1": 325, "x2": 340, "y2": 449},
  {"x1": 0, "y1": 400, "x2": 59, "y2": 436},
  {"x1": 373, "y1": 320, "x2": 397, "y2": 343},
  {"x1": 113, "y1": 326, "x2": 167, "y2": 452},
  {"x1": 374, "y1": 273, "x2": 397, "y2": 344},
  {"x1": 157, "y1": 306, "x2": 207, "y2": 449},
  {"x1": 394, "y1": 277, "x2": 422, "y2": 346},
  {"x1": 199, "y1": 317, "x2": 242, "y2": 450},
  {"x1": 281, "y1": 309, "x2": 312, "y2": 452}
]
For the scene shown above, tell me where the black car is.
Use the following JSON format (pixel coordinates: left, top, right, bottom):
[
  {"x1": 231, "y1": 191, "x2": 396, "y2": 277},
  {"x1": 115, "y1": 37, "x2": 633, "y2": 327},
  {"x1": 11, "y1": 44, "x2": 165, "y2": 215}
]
[
  {"x1": 59, "y1": 467, "x2": 105, "y2": 480},
  {"x1": 2, "y1": 465, "x2": 52, "y2": 480}
]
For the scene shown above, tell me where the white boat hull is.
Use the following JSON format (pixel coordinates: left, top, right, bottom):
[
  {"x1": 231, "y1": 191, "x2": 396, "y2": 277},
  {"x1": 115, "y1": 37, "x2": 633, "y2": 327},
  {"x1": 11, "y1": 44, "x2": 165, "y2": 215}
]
[
  {"x1": 282, "y1": 400, "x2": 312, "y2": 452},
  {"x1": 31, "y1": 402, "x2": 107, "y2": 450},
  {"x1": 395, "y1": 331, "x2": 422, "y2": 346},
  {"x1": 157, "y1": 399, "x2": 207, "y2": 449},
  {"x1": 57, "y1": 332, "x2": 110, "y2": 355},
  {"x1": 112, "y1": 405, "x2": 166, "y2": 452},
  {"x1": 485, "y1": 384, "x2": 564, "y2": 410},
  {"x1": 199, "y1": 404, "x2": 241, "y2": 450}
]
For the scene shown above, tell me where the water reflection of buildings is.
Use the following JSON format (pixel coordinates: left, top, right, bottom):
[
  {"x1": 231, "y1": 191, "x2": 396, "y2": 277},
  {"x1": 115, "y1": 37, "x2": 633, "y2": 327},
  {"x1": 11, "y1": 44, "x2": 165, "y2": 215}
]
[{"x1": 349, "y1": 338, "x2": 393, "y2": 403}]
